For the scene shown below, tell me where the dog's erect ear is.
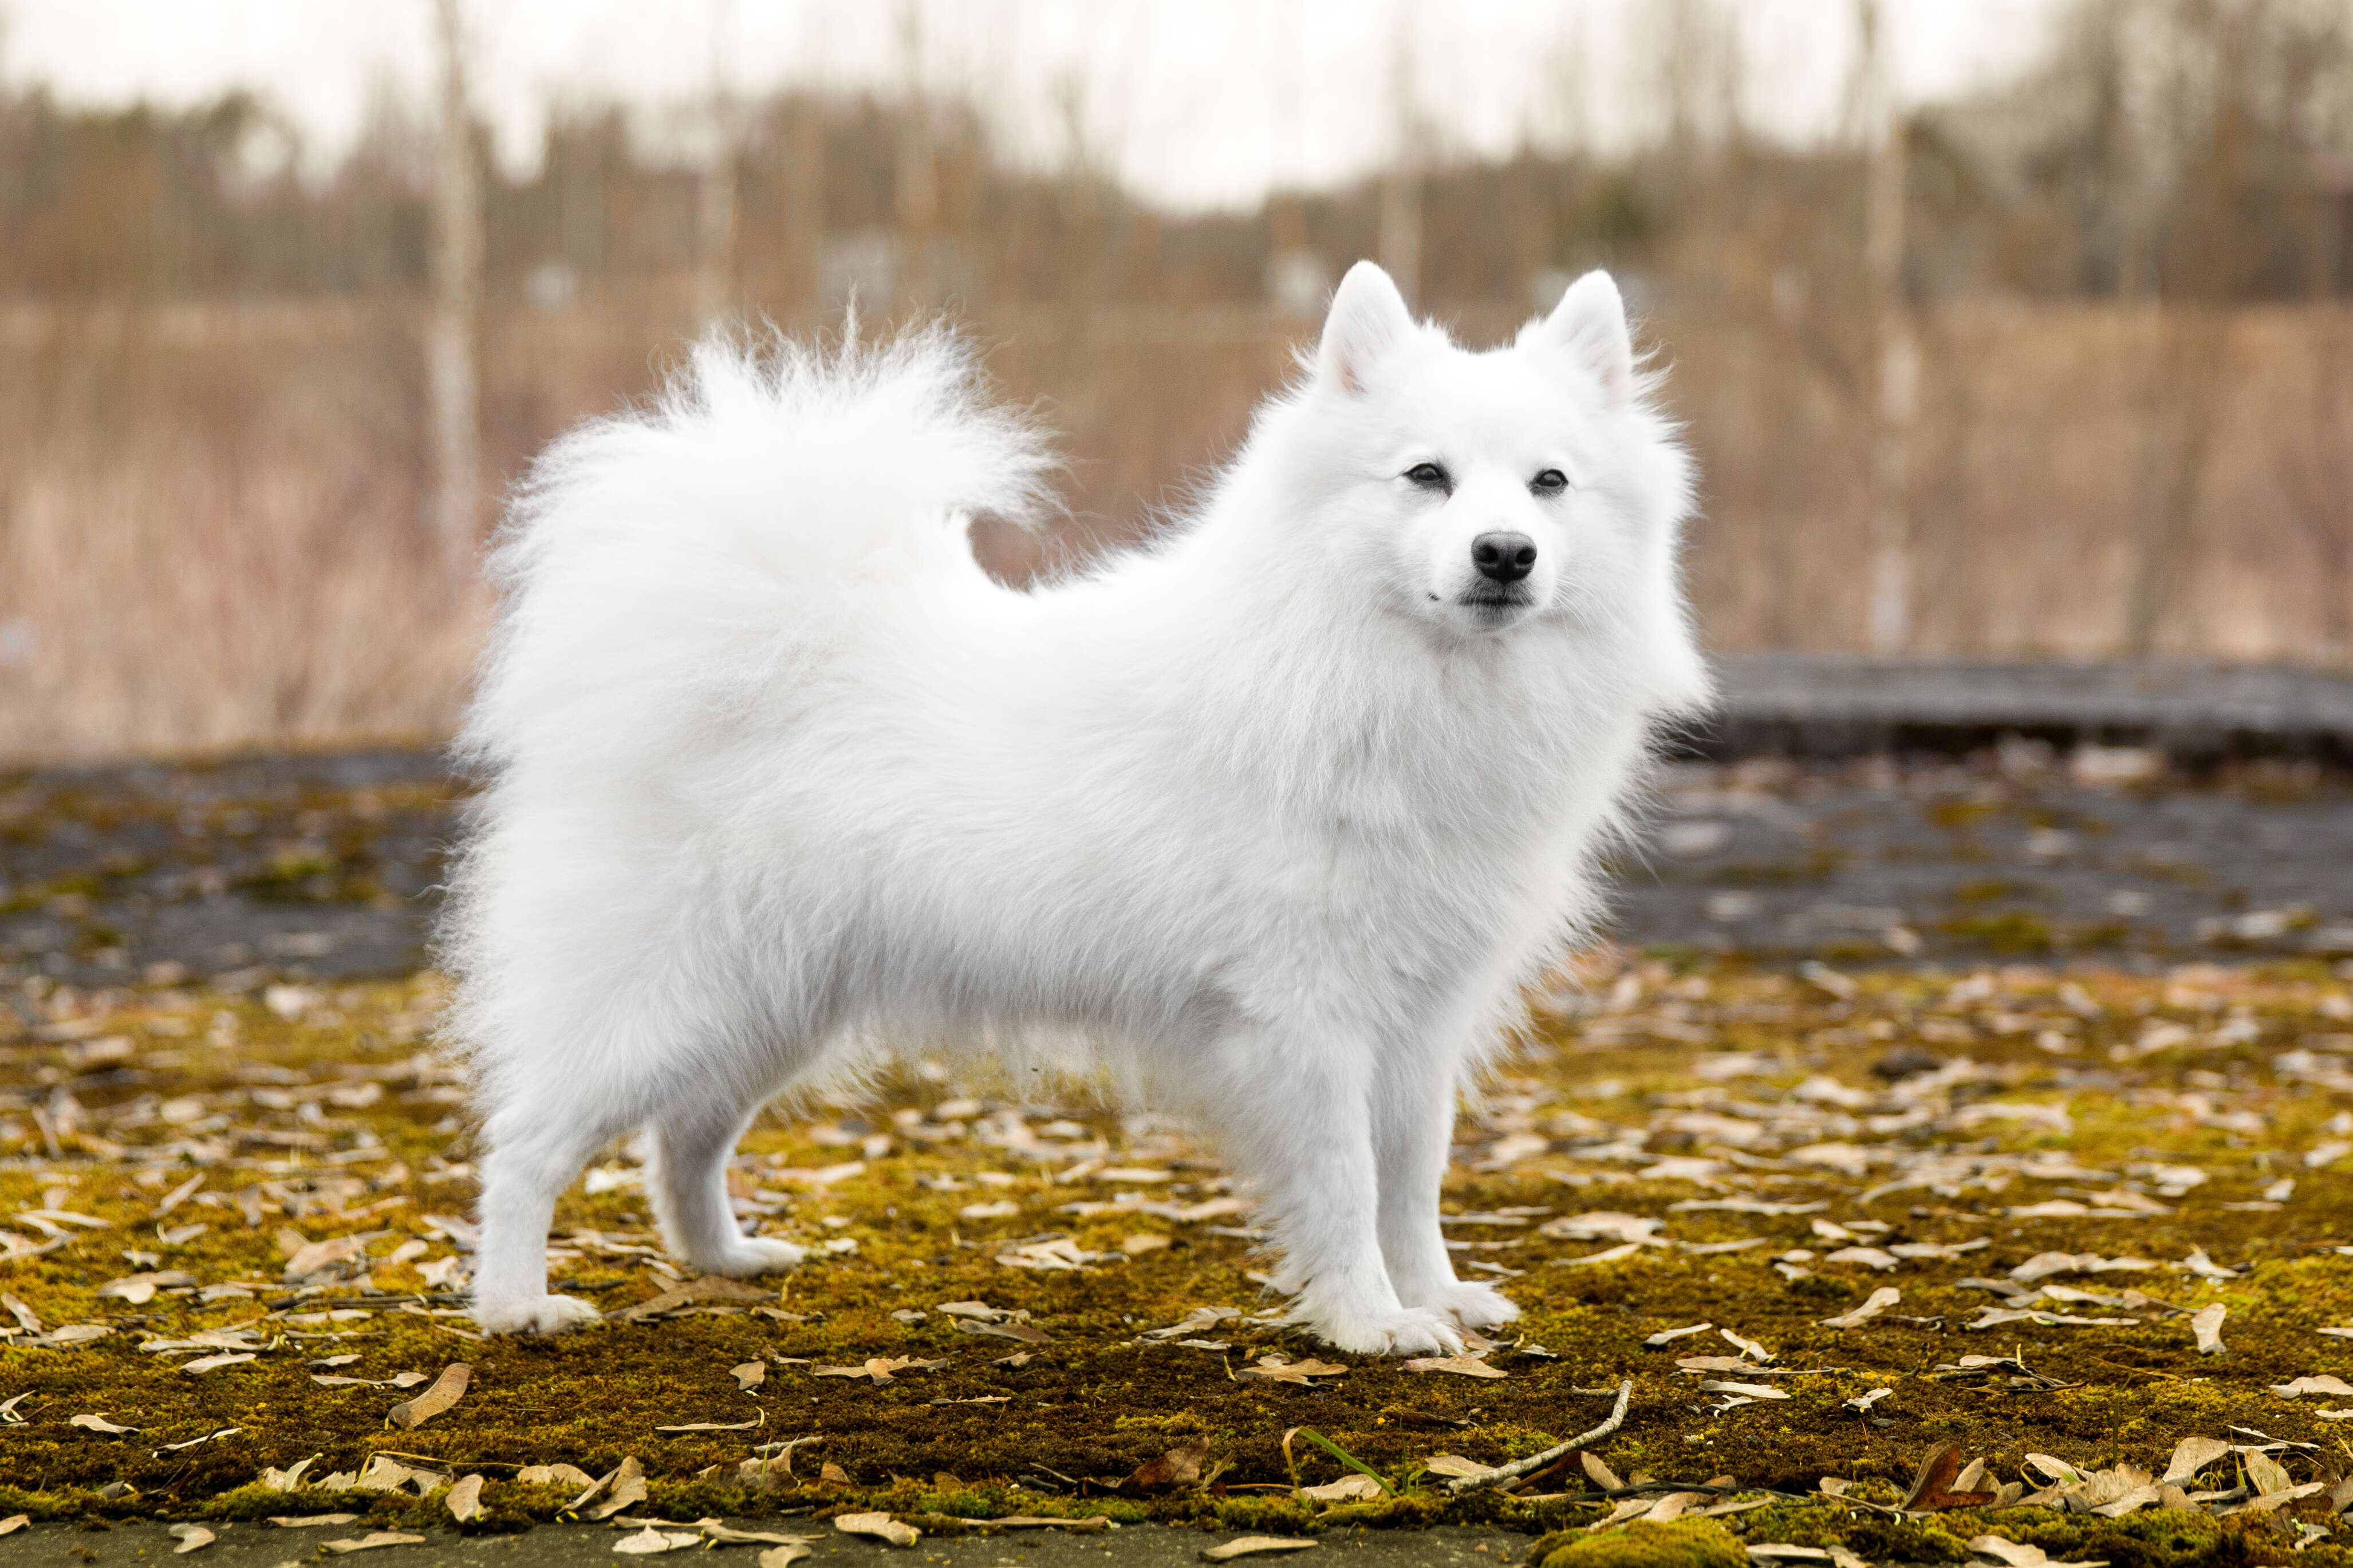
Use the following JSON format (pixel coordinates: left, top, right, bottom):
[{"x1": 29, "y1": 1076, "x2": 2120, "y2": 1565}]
[
  {"x1": 1316, "y1": 261, "x2": 1414, "y2": 396},
  {"x1": 1535, "y1": 269, "x2": 1634, "y2": 407}
]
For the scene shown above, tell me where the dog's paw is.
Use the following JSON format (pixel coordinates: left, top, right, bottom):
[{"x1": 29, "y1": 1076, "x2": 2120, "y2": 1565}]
[
  {"x1": 1306, "y1": 1305, "x2": 1465, "y2": 1358},
  {"x1": 1423, "y1": 1280, "x2": 1520, "y2": 1329},
  {"x1": 689, "y1": 1236, "x2": 807, "y2": 1278},
  {"x1": 474, "y1": 1293, "x2": 603, "y2": 1334}
]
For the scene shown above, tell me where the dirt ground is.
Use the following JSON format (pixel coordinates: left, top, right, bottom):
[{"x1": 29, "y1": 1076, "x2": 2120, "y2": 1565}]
[{"x1": 3, "y1": 747, "x2": 2350, "y2": 994}]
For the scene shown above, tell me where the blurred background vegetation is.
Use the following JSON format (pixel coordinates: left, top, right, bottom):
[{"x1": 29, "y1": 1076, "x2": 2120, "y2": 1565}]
[{"x1": 1, "y1": 0, "x2": 2351, "y2": 760}]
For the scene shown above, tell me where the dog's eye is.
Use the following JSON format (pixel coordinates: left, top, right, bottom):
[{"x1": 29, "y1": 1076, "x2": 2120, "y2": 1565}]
[
  {"x1": 1531, "y1": 468, "x2": 1570, "y2": 495},
  {"x1": 1404, "y1": 462, "x2": 1452, "y2": 492}
]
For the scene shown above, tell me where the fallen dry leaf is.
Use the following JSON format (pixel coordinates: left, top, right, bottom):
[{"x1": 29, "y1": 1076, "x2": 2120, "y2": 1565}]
[
  {"x1": 616, "y1": 1276, "x2": 775, "y2": 1322},
  {"x1": 180, "y1": 1352, "x2": 257, "y2": 1375},
  {"x1": 1299, "y1": 1474, "x2": 1382, "y2": 1503},
  {"x1": 2272, "y1": 1376, "x2": 2353, "y2": 1398},
  {"x1": 1237, "y1": 1357, "x2": 1350, "y2": 1385},
  {"x1": 2161, "y1": 1436, "x2": 2232, "y2": 1486},
  {"x1": 953, "y1": 1317, "x2": 1051, "y2": 1344},
  {"x1": 100, "y1": 1271, "x2": 195, "y2": 1304},
  {"x1": 69, "y1": 1413, "x2": 137, "y2": 1434},
  {"x1": 1126, "y1": 1440, "x2": 1209, "y2": 1491},
  {"x1": 444, "y1": 1474, "x2": 483, "y2": 1523},
  {"x1": 282, "y1": 1234, "x2": 373, "y2": 1281},
  {"x1": 654, "y1": 1416, "x2": 762, "y2": 1432},
  {"x1": 583, "y1": 1456, "x2": 648, "y2": 1520},
  {"x1": 385, "y1": 1362, "x2": 470, "y2": 1429},
  {"x1": 1902, "y1": 1443, "x2": 1998, "y2": 1512},
  {"x1": 1400, "y1": 1354, "x2": 1505, "y2": 1379},
  {"x1": 0, "y1": 1516, "x2": 25, "y2": 1538},
  {"x1": 813, "y1": 1356, "x2": 949, "y2": 1383},
  {"x1": 833, "y1": 1512, "x2": 918, "y2": 1547},
  {"x1": 2245, "y1": 1451, "x2": 2293, "y2": 1496},
  {"x1": 1642, "y1": 1322, "x2": 1712, "y2": 1346},
  {"x1": 756, "y1": 1547, "x2": 810, "y2": 1568},
  {"x1": 1969, "y1": 1536, "x2": 2108, "y2": 1567},
  {"x1": 1201, "y1": 1537, "x2": 1318, "y2": 1561},
  {"x1": 1819, "y1": 1286, "x2": 1902, "y2": 1329},
  {"x1": 613, "y1": 1526, "x2": 703, "y2": 1555},
  {"x1": 321, "y1": 1533, "x2": 428, "y2": 1554},
  {"x1": 518, "y1": 1464, "x2": 595, "y2": 1490},
  {"x1": 2190, "y1": 1304, "x2": 2228, "y2": 1356},
  {"x1": 270, "y1": 1515, "x2": 360, "y2": 1528},
  {"x1": 166, "y1": 1524, "x2": 214, "y2": 1555},
  {"x1": 732, "y1": 1360, "x2": 766, "y2": 1391}
]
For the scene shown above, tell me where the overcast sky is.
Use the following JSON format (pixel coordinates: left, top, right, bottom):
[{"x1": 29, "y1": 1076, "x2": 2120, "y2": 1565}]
[{"x1": 3, "y1": 0, "x2": 2061, "y2": 210}]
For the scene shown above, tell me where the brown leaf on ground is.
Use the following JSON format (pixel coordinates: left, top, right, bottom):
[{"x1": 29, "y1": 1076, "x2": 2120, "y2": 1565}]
[
  {"x1": 2190, "y1": 1303, "x2": 2227, "y2": 1355},
  {"x1": 1902, "y1": 1443, "x2": 1998, "y2": 1512},
  {"x1": 731, "y1": 1360, "x2": 766, "y2": 1391},
  {"x1": 282, "y1": 1234, "x2": 376, "y2": 1281},
  {"x1": 321, "y1": 1534, "x2": 428, "y2": 1554},
  {"x1": 69, "y1": 1413, "x2": 137, "y2": 1434},
  {"x1": 385, "y1": 1362, "x2": 469, "y2": 1429},
  {"x1": 1201, "y1": 1539, "x2": 1318, "y2": 1562},
  {"x1": 833, "y1": 1512, "x2": 918, "y2": 1547},
  {"x1": 756, "y1": 1547, "x2": 811, "y2": 1568},
  {"x1": 954, "y1": 1317, "x2": 1051, "y2": 1344},
  {"x1": 2272, "y1": 1376, "x2": 2353, "y2": 1397},
  {"x1": 444, "y1": 1474, "x2": 483, "y2": 1523},
  {"x1": 1401, "y1": 1355, "x2": 1505, "y2": 1379},
  {"x1": 1237, "y1": 1357, "x2": 1350, "y2": 1385},
  {"x1": 518, "y1": 1464, "x2": 594, "y2": 1490},
  {"x1": 1299, "y1": 1474, "x2": 1383, "y2": 1502},
  {"x1": 1819, "y1": 1286, "x2": 1902, "y2": 1329},
  {"x1": 616, "y1": 1276, "x2": 775, "y2": 1322},
  {"x1": 586, "y1": 1456, "x2": 649, "y2": 1520},
  {"x1": 1126, "y1": 1440, "x2": 1209, "y2": 1491},
  {"x1": 166, "y1": 1524, "x2": 214, "y2": 1554}
]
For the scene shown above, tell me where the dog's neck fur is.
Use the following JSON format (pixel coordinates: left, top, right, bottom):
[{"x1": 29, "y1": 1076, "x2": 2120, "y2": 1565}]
[{"x1": 1034, "y1": 411, "x2": 1682, "y2": 857}]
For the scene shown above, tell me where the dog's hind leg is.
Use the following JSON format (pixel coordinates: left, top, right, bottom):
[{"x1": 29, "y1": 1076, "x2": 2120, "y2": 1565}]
[
  {"x1": 646, "y1": 1088, "x2": 806, "y2": 1278},
  {"x1": 472, "y1": 1088, "x2": 636, "y2": 1334}
]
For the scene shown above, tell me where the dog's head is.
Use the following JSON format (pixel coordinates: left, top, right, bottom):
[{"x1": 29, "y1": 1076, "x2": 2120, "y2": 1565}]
[{"x1": 1281, "y1": 260, "x2": 1694, "y2": 650}]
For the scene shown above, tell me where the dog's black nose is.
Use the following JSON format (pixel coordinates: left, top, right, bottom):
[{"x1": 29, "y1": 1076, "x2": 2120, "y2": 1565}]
[{"x1": 1471, "y1": 532, "x2": 1537, "y2": 584}]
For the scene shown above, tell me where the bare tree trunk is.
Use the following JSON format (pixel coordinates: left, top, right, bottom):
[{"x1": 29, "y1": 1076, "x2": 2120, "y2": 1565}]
[
  {"x1": 2279, "y1": 306, "x2": 2353, "y2": 661},
  {"x1": 894, "y1": 0, "x2": 934, "y2": 315},
  {"x1": 1380, "y1": 18, "x2": 1422, "y2": 307},
  {"x1": 782, "y1": 101, "x2": 825, "y2": 323},
  {"x1": 1858, "y1": 0, "x2": 1917, "y2": 655},
  {"x1": 694, "y1": 0, "x2": 738, "y2": 331},
  {"x1": 2124, "y1": 306, "x2": 2226, "y2": 657},
  {"x1": 427, "y1": 0, "x2": 482, "y2": 586}
]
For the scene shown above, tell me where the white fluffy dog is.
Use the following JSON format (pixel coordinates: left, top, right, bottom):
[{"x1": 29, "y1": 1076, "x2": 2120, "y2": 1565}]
[{"x1": 444, "y1": 261, "x2": 1709, "y2": 1354}]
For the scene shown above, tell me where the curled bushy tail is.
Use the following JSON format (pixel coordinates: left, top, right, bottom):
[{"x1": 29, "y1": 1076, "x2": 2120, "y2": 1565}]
[{"x1": 456, "y1": 324, "x2": 1055, "y2": 779}]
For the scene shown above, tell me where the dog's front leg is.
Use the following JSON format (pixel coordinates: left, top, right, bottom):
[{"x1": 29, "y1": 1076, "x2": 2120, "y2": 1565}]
[
  {"x1": 1211, "y1": 1027, "x2": 1465, "y2": 1357},
  {"x1": 1374, "y1": 1041, "x2": 1519, "y2": 1330}
]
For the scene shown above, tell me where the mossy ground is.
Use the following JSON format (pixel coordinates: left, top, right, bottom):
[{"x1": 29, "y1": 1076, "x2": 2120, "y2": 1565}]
[{"x1": 5, "y1": 957, "x2": 2353, "y2": 1564}]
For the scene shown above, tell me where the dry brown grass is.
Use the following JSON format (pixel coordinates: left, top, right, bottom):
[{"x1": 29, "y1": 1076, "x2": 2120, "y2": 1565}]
[{"x1": 1, "y1": 290, "x2": 2347, "y2": 764}]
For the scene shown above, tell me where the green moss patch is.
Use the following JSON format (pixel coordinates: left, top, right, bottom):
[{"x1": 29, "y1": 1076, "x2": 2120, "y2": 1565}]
[{"x1": 4, "y1": 958, "x2": 2353, "y2": 1564}]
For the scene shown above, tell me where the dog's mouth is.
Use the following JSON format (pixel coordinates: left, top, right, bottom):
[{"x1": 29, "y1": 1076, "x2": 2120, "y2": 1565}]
[{"x1": 1457, "y1": 587, "x2": 1534, "y2": 617}]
